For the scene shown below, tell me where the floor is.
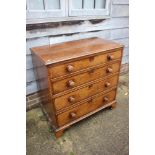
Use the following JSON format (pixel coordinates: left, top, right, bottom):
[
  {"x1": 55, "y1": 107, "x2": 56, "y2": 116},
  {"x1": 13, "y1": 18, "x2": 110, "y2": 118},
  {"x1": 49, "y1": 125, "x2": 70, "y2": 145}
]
[{"x1": 27, "y1": 73, "x2": 129, "y2": 155}]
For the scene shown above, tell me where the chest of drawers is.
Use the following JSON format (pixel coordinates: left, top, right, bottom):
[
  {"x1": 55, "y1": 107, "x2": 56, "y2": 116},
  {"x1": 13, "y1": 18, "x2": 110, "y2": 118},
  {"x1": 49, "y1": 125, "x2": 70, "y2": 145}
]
[{"x1": 31, "y1": 37, "x2": 123, "y2": 138}]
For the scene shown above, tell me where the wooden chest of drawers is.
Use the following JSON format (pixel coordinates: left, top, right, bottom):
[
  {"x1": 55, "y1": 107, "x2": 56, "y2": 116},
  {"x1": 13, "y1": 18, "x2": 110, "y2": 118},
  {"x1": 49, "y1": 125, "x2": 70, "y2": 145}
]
[{"x1": 31, "y1": 37, "x2": 123, "y2": 138}]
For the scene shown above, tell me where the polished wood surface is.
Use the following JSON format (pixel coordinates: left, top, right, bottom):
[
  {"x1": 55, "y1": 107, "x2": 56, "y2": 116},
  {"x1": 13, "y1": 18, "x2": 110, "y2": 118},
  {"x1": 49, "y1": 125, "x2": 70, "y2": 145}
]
[
  {"x1": 31, "y1": 37, "x2": 123, "y2": 65},
  {"x1": 57, "y1": 89, "x2": 116, "y2": 127},
  {"x1": 53, "y1": 74, "x2": 119, "y2": 111},
  {"x1": 48, "y1": 50, "x2": 122, "y2": 78},
  {"x1": 52, "y1": 62, "x2": 120, "y2": 94},
  {"x1": 31, "y1": 37, "x2": 123, "y2": 138},
  {"x1": 32, "y1": 52, "x2": 57, "y2": 128}
]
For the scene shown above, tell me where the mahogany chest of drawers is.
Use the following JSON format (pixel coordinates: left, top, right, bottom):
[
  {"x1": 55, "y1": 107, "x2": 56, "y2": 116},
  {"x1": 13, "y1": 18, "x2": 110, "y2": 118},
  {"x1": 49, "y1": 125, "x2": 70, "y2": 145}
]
[{"x1": 31, "y1": 37, "x2": 123, "y2": 138}]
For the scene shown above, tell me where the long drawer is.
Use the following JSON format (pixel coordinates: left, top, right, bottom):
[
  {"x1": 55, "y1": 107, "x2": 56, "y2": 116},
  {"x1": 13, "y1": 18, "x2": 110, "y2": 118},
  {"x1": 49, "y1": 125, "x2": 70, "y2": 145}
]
[
  {"x1": 52, "y1": 62, "x2": 120, "y2": 94},
  {"x1": 56, "y1": 89, "x2": 116, "y2": 127},
  {"x1": 53, "y1": 74, "x2": 119, "y2": 111},
  {"x1": 48, "y1": 50, "x2": 122, "y2": 79}
]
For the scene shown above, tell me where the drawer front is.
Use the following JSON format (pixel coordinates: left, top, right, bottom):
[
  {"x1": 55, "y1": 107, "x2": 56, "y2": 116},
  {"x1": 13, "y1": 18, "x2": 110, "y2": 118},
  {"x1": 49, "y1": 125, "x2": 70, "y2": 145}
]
[
  {"x1": 57, "y1": 89, "x2": 116, "y2": 127},
  {"x1": 52, "y1": 62, "x2": 120, "y2": 94},
  {"x1": 48, "y1": 50, "x2": 122, "y2": 79},
  {"x1": 54, "y1": 75, "x2": 119, "y2": 111}
]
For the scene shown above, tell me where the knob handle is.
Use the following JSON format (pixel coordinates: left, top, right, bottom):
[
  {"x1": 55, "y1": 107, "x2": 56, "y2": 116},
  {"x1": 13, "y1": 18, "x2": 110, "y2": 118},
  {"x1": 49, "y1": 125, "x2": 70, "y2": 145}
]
[
  {"x1": 67, "y1": 80, "x2": 75, "y2": 87},
  {"x1": 88, "y1": 84, "x2": 93, "y2": 88},
  {"x1": 103, "y1": 97, "x2": 109, "y2": 102},
  {"x1": 66, "y1": 65, "x2": 74, "y2": 72},
  {"x1": 107, "y1": 54, "x2": 114, "y2": 60},
  {"x1": 106, "y1": 67, "x2": 113, "y2": 73},
  {"x1": 88, "y1": 68, "x2": 95, "y2": 74},
  {"x1": 105, "y1": 82, "x2": 110, "y2": 87},
  {"x1": 88, "y1": 98, "x2": 93, "y2": 103},
  {"x1": 70, "y1": 112, "x2": 76, "y2": 119},
  {"x1": 68, "y1": 96, "x2": 75, "y2": 103}
]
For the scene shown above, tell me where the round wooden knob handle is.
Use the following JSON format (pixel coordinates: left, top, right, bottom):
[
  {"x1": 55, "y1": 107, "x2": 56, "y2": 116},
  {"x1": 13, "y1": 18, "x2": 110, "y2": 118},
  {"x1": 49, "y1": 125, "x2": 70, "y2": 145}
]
[
  {"x1": 66, "y1": 65, "x2": 74, "y2": 72},
  {"x1": 67, "y1": 80, "x2": 75, "y2": 87},
  {"x1": 88, "y1": 68, "x2": 95, "y2": 74},
  {"x1": 88, "y1": 84, "x2": 93, "y2": 88},
  {"x1": 107, "y1": 54, "x2": 114, "y2": 60},
  {"x1": 103, "y1": 97, "x2": 109, "y2": 102},
  {"x1": 106, "y1": 67, "x2": 113, "y2": 73},
  {"x1": 88, "y1": 98, "x2": 93, "y2": 103},
  {"x1": 68, "y1": 96, "x2": 75, "y2": 103},
  {"x1": 105, "y1": 82, "x2": 110, "y2": 87},
  {"x1": 70, "y1": 112, "x2": 76, "y2": 118}
]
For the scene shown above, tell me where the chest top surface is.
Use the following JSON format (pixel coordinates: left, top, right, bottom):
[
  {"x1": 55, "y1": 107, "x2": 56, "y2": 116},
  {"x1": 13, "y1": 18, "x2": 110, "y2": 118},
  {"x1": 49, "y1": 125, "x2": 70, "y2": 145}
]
[{"x1": 31, "y1": 37, "x2": 123, "y2": 65}]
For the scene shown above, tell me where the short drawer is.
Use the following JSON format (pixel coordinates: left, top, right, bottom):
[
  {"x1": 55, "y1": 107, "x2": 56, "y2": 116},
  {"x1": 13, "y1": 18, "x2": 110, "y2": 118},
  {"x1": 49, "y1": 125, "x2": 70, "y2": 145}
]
[
  {"x1": 54, "y1": 74, "x2": 119, "y2": 111},
  {"x1": 48, "y1": 50, "x2": 122, "y2": 79},
  {"x1": 56, "y1": 89, "x2": 116, "y2": 127},
  {"x1": 52, "y1": 62, "x2": 120, "y2": 94}
]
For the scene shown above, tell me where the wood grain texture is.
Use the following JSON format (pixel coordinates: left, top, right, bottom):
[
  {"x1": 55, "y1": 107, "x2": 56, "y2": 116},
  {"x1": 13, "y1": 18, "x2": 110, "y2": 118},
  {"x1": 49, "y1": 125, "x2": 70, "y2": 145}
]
[
  {"x1": 57, "y1": 89, "x2": 116, "y2": 127},
  {"x1": 55, "y1": 100, "x2": 116, "y2": 132},
  {"x1": 54, "y1": 74, "x2": 119, "y2": 111},
  {"x1": 52, "y1": 62, "x2": 120, "y2": 94},
  {"x1": 31, "y1": 37, "x2": 123, "y2": 65},
  {"x1": 26, "y1": 2, "x2": 129, "y2": 95},
  {"x1": 26, "y1": 31, "x2": 128, "y2": 94},
  {"x1": 31, "y1": 37, "x2": 123, "y2": 137},
  {"x1": 48, "y1": 49, "x2": 122, "y2": 79},
  {"x1": 32, "y1": 52, "x2": 58, "y2": 128}
]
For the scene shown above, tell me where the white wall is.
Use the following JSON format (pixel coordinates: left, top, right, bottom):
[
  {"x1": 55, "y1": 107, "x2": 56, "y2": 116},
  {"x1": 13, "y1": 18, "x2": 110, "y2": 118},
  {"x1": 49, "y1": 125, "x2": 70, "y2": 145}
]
[{"x1": 26, "y1": 0, "x2": 129, "y2": 95}]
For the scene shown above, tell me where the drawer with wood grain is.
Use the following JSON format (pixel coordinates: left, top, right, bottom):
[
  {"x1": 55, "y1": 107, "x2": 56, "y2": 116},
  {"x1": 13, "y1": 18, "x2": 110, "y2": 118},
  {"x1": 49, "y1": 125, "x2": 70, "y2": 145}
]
[
  {"x1": 53, "y1": 74, "x2": 119, "y2": 111},
  {"x1": 31, "y1": 37, "x2": 124, "y2": 138},
  {"x1": 56, "y1": 89, "x2": 116, "y2": 127},
  {"x1": 52, "y1": 61, "x2": 121, "y2": 94},
  {"x1": 48, "y1": 50, "x2": 122, "y2": 79}
]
